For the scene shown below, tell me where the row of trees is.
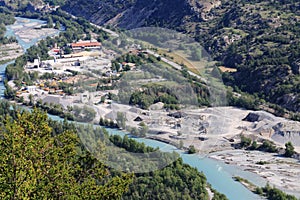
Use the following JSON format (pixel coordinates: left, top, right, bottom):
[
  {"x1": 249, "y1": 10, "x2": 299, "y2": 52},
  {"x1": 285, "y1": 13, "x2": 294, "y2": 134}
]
[
  {"x1": 240, "y1": 135, "x2": 296, "y2": 157},
  {"x1": 255, "y1": 183, "x2": 298, "y2": 200},
  {"x1": 108, "y1": 133, "x2": 227, "y2": 199}
]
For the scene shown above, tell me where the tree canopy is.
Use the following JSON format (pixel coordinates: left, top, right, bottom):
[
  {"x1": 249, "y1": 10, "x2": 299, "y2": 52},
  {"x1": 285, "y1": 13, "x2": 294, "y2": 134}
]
[{"x1": 0, "y1": 108, "x2": 132, "y2": 199}]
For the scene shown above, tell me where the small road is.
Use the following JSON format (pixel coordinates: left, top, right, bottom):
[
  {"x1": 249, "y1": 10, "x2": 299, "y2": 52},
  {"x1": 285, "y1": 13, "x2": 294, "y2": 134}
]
[
  {"x1": 90, "y1": 23, "x2": 119, "y2": 38},
  {"x1": 69, "y1": 13, "x2": 119, "y2": 37}
]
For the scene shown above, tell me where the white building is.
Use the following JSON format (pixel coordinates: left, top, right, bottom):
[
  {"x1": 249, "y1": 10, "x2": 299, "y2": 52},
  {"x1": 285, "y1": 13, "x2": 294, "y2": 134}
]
[{"x1": 26, "y1": 86, "x2": 37, "y2": 92}]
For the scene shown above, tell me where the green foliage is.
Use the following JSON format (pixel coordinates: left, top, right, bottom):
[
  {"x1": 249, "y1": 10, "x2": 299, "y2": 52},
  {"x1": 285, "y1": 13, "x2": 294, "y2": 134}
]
[
  {"x1": 0, "y1": 7, "x2": 17, "y2": 44},
  {"x1": 123, "y1": 158, "x2": 214, "y2": 200},
  {"x1": 0, "y1": 107, "x2": 132, "y2": 199},
  {"x1": 239, "y1": 136, "x2": 279, "y2": 153},
  {"x1": 240, "y1": 135, "x2": 252, "y2": 148},
  {"x1": 110, "y1": 135, "x2": 157, "y2": 154},
  {"x1": 258, "y1": 140, "x2": 278, "y2": 153},
  {"x1": 35, "y1": 101, "x2": 74, "y2": 120},
  {"x1": 249, "y1": 140, "x2": 258, "y2": 150},
  {"x1": 213, "y1": 2, "x2": 300, "y2": 113},
  {"x1": 129, "y1": 91, "x2": 155, "y2": 109},
  {"x1": 256, "y1": 161, "x2": 270, "y2": 165},
  {"x1": 99, "y1": 117, "x2": 118, "y2": 128},
  {"x1": 46, "y1": 16, "x2": 53, "y2": 28},
  {"x1": 138, "y1": 122, "x2": 148, "y2": 137},
  {"x1": 188, "y1": 145, "x2": 197, "y2": 154},
  {"x1": 212, "y1": 190, "x2": 228, "y2": 200},
  {"x1": 191, "y1": 48, "x2": 202, "y2": 61},
  {"x1": 255, "y1": 187, "x2": 264, "y2": 195},
  {"x1": 128, "y1": 84, "x2": 180, "y2": 109},
  {"x1": 284, "y1": 142, "x2": 295, "y2": 157},
  {"x1": 0, "y1": 12, "x2": 16, "y2": 25},
  {"x1": 3, "y1": 81, "x2": 16, "y2": 99},
  {"x1": 73, "y1": 105, "x2": 96, "y2": 122},
  {"x1": 256, "y1": 183, "x2": 298, "y2": 200},
  {"x1": 227, "y1": 90, "x2": 260, "y2": 110},
  {"x1": 116, "y1": 112, "x2": 127, "y2": 129}
]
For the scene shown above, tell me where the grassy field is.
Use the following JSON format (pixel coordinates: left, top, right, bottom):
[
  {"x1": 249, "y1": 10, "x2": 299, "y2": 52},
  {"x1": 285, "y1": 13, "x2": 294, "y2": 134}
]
[{"x1": 157, "y1": 48, "x2": 208, "y2": 75}]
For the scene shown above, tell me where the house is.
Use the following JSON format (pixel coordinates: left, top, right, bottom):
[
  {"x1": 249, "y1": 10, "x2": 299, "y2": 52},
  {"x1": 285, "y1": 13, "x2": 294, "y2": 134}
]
[
  {"x1": 26, "y1": 86, "x2": 37, "y2": 92},
  {"x1": 71, "y1": 41, "x2": 101, "y2": 51},
  {"x1": 33, "y1": 59, "x2": 40, "y2": 68},
  {"x1": 49, "y1": 48, "x2": 60, "y2": 56}
]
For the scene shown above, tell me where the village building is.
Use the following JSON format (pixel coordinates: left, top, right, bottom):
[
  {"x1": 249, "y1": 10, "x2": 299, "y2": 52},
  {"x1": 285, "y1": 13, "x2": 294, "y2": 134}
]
[
  {"x1": 26, "y1": 86, "x2": 37, "y2": 93},
  {"x1": 71, "y1": 40, "x2": 101, "y2": 51}
]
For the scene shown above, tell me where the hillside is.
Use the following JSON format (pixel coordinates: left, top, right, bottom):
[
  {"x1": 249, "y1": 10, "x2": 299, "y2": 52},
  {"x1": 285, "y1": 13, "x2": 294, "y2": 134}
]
[{"x1": 61, "y1": 0, "x2": 300, "y2": 114}]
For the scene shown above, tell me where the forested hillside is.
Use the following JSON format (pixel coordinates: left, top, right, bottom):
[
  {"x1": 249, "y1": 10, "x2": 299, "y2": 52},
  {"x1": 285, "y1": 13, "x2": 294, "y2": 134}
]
[
  {"x1": 61, "y1": 0, "x2": 300, "y2": 114},
  {"x1": 0, "y1": 101, "x2": 226, "y2": 199},
  {"x1": 0, "y1": 102, "x2": 132, "y2": 199}
]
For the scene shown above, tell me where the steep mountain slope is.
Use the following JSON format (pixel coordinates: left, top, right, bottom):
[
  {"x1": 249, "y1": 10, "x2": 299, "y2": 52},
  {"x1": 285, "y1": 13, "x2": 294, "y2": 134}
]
[
  {"x1": 62, "y1": 0, "x2": 199, "y2": 30},
  {"x1": 61, "y1": 0, "x2": 300, "y2": 113},
  {"x1": 0, "y1": 0, "x2": 44, "y2": 9}
]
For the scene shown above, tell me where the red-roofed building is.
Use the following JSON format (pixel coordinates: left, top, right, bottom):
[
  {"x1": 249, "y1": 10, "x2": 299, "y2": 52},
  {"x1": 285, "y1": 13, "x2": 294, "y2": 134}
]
[{"x1": 71, "y1": 41, "x2": 101, "y2": 51}]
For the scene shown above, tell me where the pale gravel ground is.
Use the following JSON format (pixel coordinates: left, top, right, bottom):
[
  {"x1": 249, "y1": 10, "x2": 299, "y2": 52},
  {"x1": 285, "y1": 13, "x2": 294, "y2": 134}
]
[
  {"x1": 209, "y1": 150, "x2": 300, "y2": 198},
  {"x1": 16, "y1": 28, "x2": 58, "y2": 43},
  {"x1": 0, "y1": 43, "x2": 23, "y2": 61},
  {"x1": 10, "y1": 19, "x2": 58, "y2": 45}
]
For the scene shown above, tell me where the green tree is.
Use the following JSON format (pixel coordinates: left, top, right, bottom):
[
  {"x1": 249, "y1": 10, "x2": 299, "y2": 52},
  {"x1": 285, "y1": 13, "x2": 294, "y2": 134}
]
[
  {"x1": 139, "y1": 122, "x2": 148, "y2": 137},
  {"x1": 191, "y1": 49, "x2": 202, "y2": 61},
  {"x1": 28, "y1": 94, "x2": 34, "y2": 106},
  {"x1": 240, "y1": 135, "x2": 252, "y2": 148},
  {"x1": 0, "y1": 108, "x2": 132, "y2": 199},
  {"x1": 54, "y1": 21, "x2": 61, "y2": 29},
  {"x1": 284, "y1": 142, "x2": 295, "y2": 157},
  {"x1": 47, "y1": 17, "x2": 54, "y2": 28},
  {"x1": 259, "y1": 140, "x2": 278, "y2": 153},
  {"x1": 188, "y1": 145, "x2": 197, "y2": 154},
  {"x1": 116, "y1": 112, "x2": 127, "y2": 129},
  {"x1": 249, "y1": 140, "x2": 258, "y2": 150},
  {"x1": 179, "y1": 140, "x2": 184, "y2": 149}
]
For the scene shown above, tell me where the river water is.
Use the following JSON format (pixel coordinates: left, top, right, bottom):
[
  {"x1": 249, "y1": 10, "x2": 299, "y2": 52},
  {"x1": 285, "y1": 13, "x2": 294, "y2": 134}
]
[{"x1": 0, "y1": 17, "x2": 265, "y2": 200}]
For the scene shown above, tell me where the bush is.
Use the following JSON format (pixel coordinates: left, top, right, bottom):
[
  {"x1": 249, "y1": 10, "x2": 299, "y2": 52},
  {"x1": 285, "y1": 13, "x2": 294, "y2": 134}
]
[
  {"x1": 188, "y1": 145, "x2": 197, "y2": 154},
  {"x1": 249, "y1": 140, "x2": 258, "y2": 150},
  {"x1": 284, "y1": 142, "x2": 295, "y2": 157},
  {"x1": 240, "y1": 135, "x2": 252, "y2": 148},
  {"x1": 258, "y1": 140, "x2": 278, "y2": 153}
]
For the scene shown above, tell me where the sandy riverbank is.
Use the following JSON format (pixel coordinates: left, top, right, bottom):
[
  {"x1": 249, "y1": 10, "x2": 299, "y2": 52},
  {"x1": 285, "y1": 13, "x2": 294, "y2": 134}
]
[
  {"x1": 15, "y1": 28, "x2": 58, "y2": 44},
  {"x1": 209, "y1": 149, "x2": 300, "y2": 197},
  {"x1": 9, "y1": 18, "x2": 58, "y2": 45},
  {"x1": 0, "y1": 43, "x2": 23, "y2": 62}
]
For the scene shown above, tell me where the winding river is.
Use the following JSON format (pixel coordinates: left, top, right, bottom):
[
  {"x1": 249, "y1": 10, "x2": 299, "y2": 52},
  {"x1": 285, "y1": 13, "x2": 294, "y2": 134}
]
[{"x1": 0, "y1": 17, "x2": 265, "y2": 200}]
